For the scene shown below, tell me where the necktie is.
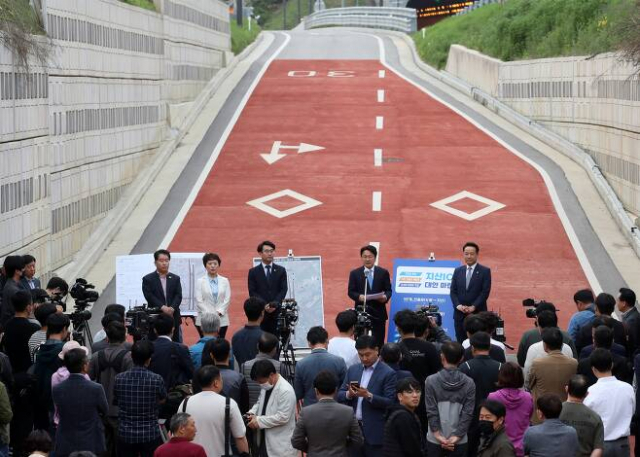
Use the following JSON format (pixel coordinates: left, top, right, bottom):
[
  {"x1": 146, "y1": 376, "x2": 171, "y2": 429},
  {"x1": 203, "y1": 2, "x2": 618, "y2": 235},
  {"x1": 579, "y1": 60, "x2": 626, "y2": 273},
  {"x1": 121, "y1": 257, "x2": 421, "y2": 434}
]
[
  {"x1": 465, "y1": 267, "x2": 472, "y2": 289},
  {"x1": 29, "y1": 280, "x2": 34, "y2": 289},
  {"x1": 265, "y1": 265, "x2": 271, "y2": 280},
  {"x1": 367, "y1": 270, "x2": 373, "y2": 289}
]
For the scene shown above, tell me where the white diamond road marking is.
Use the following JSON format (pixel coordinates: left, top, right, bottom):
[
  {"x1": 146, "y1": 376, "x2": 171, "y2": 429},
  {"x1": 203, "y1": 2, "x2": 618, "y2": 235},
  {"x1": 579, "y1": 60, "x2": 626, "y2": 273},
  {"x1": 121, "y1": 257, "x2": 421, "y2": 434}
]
[
  {"x1": 430, "y1": 191, "x2": 506, "y2": 221},
  {"x1": 246, "y1": 189, "x2": 322, "y2": 219}
]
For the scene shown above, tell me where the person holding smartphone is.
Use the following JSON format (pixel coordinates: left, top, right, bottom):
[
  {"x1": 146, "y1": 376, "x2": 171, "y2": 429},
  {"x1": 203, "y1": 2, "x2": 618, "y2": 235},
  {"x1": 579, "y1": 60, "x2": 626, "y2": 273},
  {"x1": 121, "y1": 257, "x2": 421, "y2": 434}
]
[{"x1": 337, "y1": 335, "x2": 397, "y2": 457}]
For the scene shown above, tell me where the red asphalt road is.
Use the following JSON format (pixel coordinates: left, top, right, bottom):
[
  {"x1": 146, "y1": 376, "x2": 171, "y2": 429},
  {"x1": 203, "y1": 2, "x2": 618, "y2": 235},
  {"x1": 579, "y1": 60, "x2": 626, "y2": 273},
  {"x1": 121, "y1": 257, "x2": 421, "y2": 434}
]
[{"x1": 169, "y1": 60, "x2": 590, "y2": 348}]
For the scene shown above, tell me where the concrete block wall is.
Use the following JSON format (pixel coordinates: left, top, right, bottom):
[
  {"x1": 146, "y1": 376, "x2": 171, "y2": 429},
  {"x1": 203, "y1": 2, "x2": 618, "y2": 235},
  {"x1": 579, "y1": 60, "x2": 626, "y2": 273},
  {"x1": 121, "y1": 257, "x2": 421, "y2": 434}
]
[
  {"x1": 445, "y1": 46, "x2": 640, "y2": 216},
  {"x1": 1, "y1": 0, "x2": 230, "y2": 277}
]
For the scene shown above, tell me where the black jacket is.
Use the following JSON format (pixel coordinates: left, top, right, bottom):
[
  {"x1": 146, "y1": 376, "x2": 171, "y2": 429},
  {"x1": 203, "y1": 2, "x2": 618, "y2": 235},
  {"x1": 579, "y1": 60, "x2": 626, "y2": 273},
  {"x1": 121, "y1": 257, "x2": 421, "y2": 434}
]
[
  {"x1": 478, "y1": 426, "x2": 516, "y2": 457},
  {"x1": 247, "y1": 263, "x2": 288, "y2": 334},
  {"x1": 575, "y1": 316, "x2": 626, "y2": 355},
  {"x1": 347, "y1": 266, "x2": 392, "y2": 321},
  {"x1": 149, "y1": 337, "x2": 193, "y2": 388},
  {"x1": 141, "y1": 271, "x2": 182, "y2": 331},
  {"x1": 450, "y1": 264, "x2": 491, "y2": 322},
  {"x1": 383, "y1": 404, "x2": 425, "y2": 457}
]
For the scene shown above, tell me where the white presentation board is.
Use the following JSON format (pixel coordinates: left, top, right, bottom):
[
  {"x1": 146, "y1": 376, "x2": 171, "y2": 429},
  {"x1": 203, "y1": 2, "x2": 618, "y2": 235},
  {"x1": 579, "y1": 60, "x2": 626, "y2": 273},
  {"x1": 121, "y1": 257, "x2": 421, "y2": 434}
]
[
  {"x1": 116, "y1": 253, "x2": 206, "y2": 316},
  {"x1": 253, "y1": 255, "x2": 325, "y2": 348}
]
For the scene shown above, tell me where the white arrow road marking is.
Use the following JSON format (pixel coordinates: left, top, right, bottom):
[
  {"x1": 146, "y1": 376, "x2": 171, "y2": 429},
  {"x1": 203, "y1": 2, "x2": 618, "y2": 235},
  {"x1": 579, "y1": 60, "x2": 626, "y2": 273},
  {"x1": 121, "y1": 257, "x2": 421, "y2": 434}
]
[
  {"x1": 376, "y1": 116, "x2": 384, "y2": 130},
  {"x1": 260, "y1": 141, "x2": 325, "y2": 164},
  {"x1": 372, "y1": 191, "x2": 381, "y2": 211},
  {"x1": 374, "y1": 149, "x2": 382, "y2": 167},
  {"x1": 377, "y1": 89, "x2": 385, "y2": 102}
]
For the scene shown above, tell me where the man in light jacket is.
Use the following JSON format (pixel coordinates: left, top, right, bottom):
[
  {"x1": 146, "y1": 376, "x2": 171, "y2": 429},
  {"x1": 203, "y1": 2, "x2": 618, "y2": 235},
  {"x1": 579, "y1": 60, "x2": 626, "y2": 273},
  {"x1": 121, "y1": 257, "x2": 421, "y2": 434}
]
[{"x1": 247, "y1": 359, "x2": 297, "y2": 457}]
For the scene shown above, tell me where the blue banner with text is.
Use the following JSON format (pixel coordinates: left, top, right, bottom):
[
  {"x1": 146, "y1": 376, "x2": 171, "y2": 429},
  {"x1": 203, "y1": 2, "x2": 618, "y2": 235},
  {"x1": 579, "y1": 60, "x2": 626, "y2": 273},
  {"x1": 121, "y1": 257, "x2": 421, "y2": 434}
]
[{"x1": 388, "y1": 258, "x2": 460, "y2": 342}]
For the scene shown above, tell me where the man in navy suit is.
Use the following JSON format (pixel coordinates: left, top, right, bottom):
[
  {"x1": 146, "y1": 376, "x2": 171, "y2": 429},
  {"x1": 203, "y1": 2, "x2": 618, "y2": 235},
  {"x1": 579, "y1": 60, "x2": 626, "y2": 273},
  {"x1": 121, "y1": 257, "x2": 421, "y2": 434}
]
[
  {"x1": 450, "y1": 242, "x2": 492, "y2": 343},
  {"x1": 142, "y1": 249, "x2": 183, "y2": 342},
  {"x1": 338, "y1": 335, "x2": 397, "y2": 457},
  {"x1": 148, "y1": 314, "x2": 194, "y2": 391},
  {"x1": 20, "y1": 255, "x2": 41, "y2": 290},
  {"x1": 348, "y1": 245, "x2": 393, "y2": 347},
  {"x1": 53, "y1": 347, "x2": 109, "y2": 457},
  {"x1": 247, "y1": 241, "x2": 288, "y2": 336}
]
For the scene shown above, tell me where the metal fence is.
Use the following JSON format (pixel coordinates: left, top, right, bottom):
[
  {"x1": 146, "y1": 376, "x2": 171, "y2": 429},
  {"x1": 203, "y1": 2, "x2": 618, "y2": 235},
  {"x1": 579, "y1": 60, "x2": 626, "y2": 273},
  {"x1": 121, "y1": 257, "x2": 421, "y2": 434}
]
[
  {"x1": 456, "y1": 0, "x2": 501, "y2": 15},
  {"x1": 304, "y1": 7, "x2": 417, "y2": 33}
]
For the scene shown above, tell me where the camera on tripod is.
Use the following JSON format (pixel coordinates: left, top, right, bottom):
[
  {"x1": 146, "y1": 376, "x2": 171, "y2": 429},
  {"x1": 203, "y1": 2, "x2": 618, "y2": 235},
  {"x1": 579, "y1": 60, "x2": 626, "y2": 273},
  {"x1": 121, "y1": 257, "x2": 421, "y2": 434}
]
[
  {"x1": 523, "y1": 298, "x2": 551, "y2": 318},
  {"x1": 276, "y1": 299, "x2": 299, "y2": 338},
  {"x1": 353, "y1": 304, "x2": 372, "y2": 339},
  {"x1": 69, "y1": 278, "x2": 99, "y2": 346},
  {"x1": 125, "y1": 304, "x2": 162, "y2": 341},
  {"x1": 416, "y1": 302, "x2": 443, "y2": 328}
]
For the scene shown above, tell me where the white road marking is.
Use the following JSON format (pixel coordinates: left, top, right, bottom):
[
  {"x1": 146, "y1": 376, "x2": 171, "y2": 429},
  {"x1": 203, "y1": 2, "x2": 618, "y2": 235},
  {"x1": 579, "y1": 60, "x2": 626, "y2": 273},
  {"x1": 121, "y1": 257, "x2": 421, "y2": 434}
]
[
  {"x1": 378, "y1": 70, "x2": 385, "y2": 78},
  {"x1": 374, "y1": 148, "x2": 383, "y2": 167},
  {"x1": 376, "y1": 116, "x2": 384, "y2": 130},
  {"x1": 377, "y1": 89, "x2": 385, "y2": 102},
  {"x1": 159, "y1": 32, "x2": 292, "y2": 248},
  {"x1": 246, "y1": 189, "x2": 322, "y2": 218},
  {"x1": 372, "y1": 191, "x2": 382, "y2": 211},
  {"x1": 369, "y1": 241, "x2": 380, "y2": 265},
  {"x1": 369, "y1": 34, "x2": 602, "y2": 292}
]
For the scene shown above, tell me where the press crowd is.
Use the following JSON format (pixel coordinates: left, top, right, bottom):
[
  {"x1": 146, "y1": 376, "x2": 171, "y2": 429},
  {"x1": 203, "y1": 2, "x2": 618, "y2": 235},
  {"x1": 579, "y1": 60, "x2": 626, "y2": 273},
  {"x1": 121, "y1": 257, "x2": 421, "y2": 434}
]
[{"x1": 0, "y1": 247, "x2": 638, "y2": 457}]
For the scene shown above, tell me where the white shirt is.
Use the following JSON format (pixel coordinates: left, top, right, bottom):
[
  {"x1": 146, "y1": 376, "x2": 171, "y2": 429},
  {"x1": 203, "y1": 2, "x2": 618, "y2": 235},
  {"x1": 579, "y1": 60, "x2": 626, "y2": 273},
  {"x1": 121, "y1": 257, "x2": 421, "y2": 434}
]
[
  {"x1": 179, "y1": 391, "x2": 246, "y2": 456},
  {"x1": 462, "y1": 338, "x2": 506, "y2": 351},
  {"x1": 523, "y1": 340, "x2": 573, "y2": 384},
  {"x1": 328, "y1": 337, "x2": 360, "y2": 367},
  {"x1": 584, "y1": 376, "x2": 635, "y2": 440},
  {"x1": 356, "y1": 360, "x2": 378, "y2": 420},
  {"x1": 262, "y1": 262, "x2": 273, "y2": 277}
]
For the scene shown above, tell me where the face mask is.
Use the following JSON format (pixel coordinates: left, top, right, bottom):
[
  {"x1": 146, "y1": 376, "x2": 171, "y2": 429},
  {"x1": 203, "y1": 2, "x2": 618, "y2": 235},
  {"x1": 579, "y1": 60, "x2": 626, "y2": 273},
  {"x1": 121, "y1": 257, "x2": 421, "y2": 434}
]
[
  {"x1": 260, "y1": 382, "x2": 273, "y2": 391},
  {"x1": 478, "y1": 420, "x2": 495, "y2": 437}
]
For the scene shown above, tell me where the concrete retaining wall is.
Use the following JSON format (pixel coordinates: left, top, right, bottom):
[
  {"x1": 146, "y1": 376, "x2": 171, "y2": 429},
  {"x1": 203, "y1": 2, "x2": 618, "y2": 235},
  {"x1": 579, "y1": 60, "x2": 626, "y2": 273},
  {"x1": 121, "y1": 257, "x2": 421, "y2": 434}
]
[
  {"x1": 445, "y1": 45, "x2": 640, "y2": 216},
  {"x1": 0, "y1": 0, "x2": 230, "y2": 278}
]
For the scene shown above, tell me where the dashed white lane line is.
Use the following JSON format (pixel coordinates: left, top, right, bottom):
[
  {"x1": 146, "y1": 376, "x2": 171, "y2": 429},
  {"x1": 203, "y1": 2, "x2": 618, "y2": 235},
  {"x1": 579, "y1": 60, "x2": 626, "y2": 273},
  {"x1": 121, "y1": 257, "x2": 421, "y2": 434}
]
[
  {"x1": 374, "y1": 149, "x2": 382, "y2": 167},
  {"x1": 378, "y1": 70, "x2": 385, "y2": 78},
  {"x1": 377, "y1": 89, "x2": 385, "y2": 103},
  {"x1": 376, "y1": 116, "x2": 384, "y2": 130},
  {"x1": 369, "y1": 241, "x2": 380, "y2": 265},
  {"x1": 372, "y1": 191, "x2": 382, "y2": 211}
]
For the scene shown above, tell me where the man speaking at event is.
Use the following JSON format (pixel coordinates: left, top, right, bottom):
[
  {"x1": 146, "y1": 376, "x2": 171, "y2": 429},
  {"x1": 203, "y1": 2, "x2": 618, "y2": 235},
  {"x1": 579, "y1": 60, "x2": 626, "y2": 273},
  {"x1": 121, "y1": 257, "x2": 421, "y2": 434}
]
[
  {"x1": 248, "y1": 241, "x2": 288, "y2": 335},
  {"x1": 142, "y1": 249, "x2": 183, "y2": 342},
  {"x1": 450, "y1": 242, "x2": 492, "y2": 343},
  {"x1": 348, "y1": 245, "x2": 392, "y2": 347}
]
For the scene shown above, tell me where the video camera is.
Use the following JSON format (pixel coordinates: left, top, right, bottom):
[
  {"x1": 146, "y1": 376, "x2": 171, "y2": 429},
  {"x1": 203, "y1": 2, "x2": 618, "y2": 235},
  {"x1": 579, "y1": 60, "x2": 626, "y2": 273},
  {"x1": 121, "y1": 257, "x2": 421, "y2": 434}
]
[
  {"x1": 523, "y1": 298, "x2": 551, "y2": 318},
  {"x1": 276, "y1": 298, "x2": 299, "y2": 338},
  {"x1": 69, "y1": 278, "x2": 99, "y2": 346},
  {"x1": 125, "y1": 304, "x2": 162, "y2": 341},
  {"x1": 416, "y1": 303, "x2": 443, "y2": 328},
  {"x1": 353, "y1": 303, "x2": 372, "y2": 339}
]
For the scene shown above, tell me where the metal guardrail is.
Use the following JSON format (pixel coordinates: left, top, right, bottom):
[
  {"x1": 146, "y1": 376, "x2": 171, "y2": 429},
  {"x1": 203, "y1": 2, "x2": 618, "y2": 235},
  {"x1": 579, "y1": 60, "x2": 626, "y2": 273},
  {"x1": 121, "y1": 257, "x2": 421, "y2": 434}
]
[{"x1": 304, "y1": 7, "x2": 417, "y2": 33}]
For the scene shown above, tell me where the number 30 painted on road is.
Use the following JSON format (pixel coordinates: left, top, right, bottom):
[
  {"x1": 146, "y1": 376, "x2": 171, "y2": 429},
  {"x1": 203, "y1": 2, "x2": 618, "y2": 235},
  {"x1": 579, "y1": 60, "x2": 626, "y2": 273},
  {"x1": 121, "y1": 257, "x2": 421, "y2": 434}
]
[{"x1": 287, "y1": 71, "x2": 356, "y2": 77}]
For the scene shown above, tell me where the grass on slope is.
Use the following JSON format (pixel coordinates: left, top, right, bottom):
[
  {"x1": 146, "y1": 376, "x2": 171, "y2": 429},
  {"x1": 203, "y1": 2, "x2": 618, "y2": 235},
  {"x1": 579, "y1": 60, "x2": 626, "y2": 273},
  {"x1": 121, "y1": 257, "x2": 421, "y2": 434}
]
[
  {"x1": 120, "y1": 0, "x2": 157, "y2": 11},
  {"x1": 413, "y1": 0, "x2": 636, "y2": 69},
  {"x1": 263, "y1": 0, "x2": 313, "y2": 30},
  {"x1": 231, "y1": 20, "x2": 262, "y2": 54}
]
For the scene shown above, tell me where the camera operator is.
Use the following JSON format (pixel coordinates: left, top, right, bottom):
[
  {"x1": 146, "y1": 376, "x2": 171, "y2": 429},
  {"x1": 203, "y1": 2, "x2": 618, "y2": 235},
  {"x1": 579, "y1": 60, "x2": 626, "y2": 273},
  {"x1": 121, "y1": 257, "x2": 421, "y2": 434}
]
[
  {"x1": 415, "y1": 310, "x2": 451, "y2": 352},
  {"x1": 45, "y1": 277, "x2": 69, "y2": 312},
  {"x1": 517, "y1": 302, "x2": 577, "y2": 367},
  {"x1": 142, "y1": 249, "x2": 183, "y2": 343}
]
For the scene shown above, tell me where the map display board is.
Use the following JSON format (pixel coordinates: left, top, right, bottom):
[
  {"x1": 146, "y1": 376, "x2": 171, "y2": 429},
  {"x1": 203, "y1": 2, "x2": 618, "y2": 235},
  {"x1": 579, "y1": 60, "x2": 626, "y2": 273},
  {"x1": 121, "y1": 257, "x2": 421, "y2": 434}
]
[
  {"x1": 253, "y1": 256, "x2": 324, "y2": 348},
  {"x1": 116, "y1": 253, "x2": 206, "y2": 316}
]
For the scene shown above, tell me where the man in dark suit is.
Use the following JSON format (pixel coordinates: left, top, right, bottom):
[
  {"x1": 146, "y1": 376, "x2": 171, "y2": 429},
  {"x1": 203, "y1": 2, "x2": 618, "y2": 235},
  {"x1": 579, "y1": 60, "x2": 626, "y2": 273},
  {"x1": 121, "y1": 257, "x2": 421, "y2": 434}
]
[
  {"x1": 617, "y1": 288, "x2": 639, "y2": 357},
  {"x1": 292, "y1": 370, "x2": 363, "y2": 457},
  {"x1": 20, "y1": 255, "x2": 41, "y2": 291},
  {"x1": 53, "y1": 347, "x2": 109, "y2": 457},
  {"x1": 148, "y1": 314, "x2": 194, "y2": 393},
  {"x1": 142, "y1": 249, "x2": 183, "y2": 342},
  {"x1": 338, "y1": 335, "x2": 397, "y2": 457},
  {"x1": 575, "y1": 293, "x2": 626, "y2": 355},
  {"x1": 450, "y1": 242, "x2": 492, "y2": 343},
  {"x1": 347, "y1": 245, "x2": 393, "y2": 347},
  {"x1": 1, "y1": 255, "x2": 25, "y2": 329},
  {"x1": 247, "y1": 241, "x2": 288, "y2": 335}
]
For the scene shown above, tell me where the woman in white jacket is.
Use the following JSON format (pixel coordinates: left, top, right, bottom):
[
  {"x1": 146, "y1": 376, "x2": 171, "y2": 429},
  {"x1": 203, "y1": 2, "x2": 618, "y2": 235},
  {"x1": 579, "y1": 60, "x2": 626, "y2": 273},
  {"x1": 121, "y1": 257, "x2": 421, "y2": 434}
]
[{"x1": 195, "y1": 253, "x2": 231, "y2": 338}]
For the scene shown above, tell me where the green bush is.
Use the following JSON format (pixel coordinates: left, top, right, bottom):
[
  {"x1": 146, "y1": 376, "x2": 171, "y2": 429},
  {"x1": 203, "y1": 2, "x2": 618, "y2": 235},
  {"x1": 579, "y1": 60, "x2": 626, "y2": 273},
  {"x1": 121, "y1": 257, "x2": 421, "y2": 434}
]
[
  {"x1": 120, "y1": 0, "x2": 156, "y2": 11},
  {"x1": 413, "y1": 0, "x2": 636, "y2": 69},
  {"x1": 263, "y1": 0, "x2": 313, "y2": 29},
  {"x1": 231, "y1": 19, "x2": 261, "y2": 54}
]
